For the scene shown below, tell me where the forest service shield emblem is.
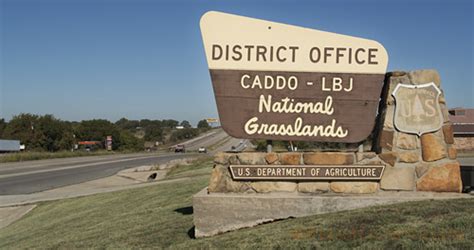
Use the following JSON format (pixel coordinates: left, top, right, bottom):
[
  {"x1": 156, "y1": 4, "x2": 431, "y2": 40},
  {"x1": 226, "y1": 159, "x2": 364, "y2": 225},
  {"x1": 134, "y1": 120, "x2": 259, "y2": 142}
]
[{"x1": 392, "y1": 82, "x2": 443, "y2": 136}]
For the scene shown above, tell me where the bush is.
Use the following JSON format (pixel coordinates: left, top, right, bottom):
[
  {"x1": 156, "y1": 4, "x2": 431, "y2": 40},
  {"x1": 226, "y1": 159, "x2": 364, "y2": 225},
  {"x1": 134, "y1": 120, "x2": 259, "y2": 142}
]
[{"x1": 170, "y1": 128, "x2": 199, "y2": 142}]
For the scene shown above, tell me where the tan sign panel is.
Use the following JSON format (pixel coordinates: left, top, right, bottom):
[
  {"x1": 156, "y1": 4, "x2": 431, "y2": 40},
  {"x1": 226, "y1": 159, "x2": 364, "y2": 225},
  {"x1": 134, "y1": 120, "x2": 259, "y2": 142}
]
[
  {"x1": 206, "y1": 118, "x2": 219, "y2": 123},
  {"x1": 392, "y1": 83, "x2": 443, "y2": 136},
  {"x1": 200, "y1": 11, "x2": 389, "y2": 142},
  {"x1": 229, "y1": 165, "x2": 385, "y2": 180},
  {"x1": 201, "y1": 11, "x2": 388, "y2": 74}
]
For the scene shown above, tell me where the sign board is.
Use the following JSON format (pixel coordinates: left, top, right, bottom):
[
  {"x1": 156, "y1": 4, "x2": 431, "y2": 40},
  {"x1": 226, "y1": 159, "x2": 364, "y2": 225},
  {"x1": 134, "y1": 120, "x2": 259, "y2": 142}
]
[
  {"x1": 229, "y1": 165, "x2": 385, "y2": 180},
  {"x1": 206, "y1": 118, "x2": 219, "y2": 123},
  {"x1": 106, "y1": 136, "x2": 112, "y2": 151},
  {"x1": 392, "y1": 82, "x2": 443, "y2": 136},
  {"x1": 0, "y1": 139, "x2": 20, "y2": 152},
  {"x1": 200, "y1": 11, "x2": 389, "y2": 142}
]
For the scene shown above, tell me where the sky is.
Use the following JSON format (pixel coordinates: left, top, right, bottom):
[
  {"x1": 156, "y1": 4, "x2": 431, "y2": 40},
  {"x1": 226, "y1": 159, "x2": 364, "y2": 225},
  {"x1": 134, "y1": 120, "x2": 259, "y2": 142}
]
[{"x1": 1, "y1": 0, "x2": 473, "y2": 125}]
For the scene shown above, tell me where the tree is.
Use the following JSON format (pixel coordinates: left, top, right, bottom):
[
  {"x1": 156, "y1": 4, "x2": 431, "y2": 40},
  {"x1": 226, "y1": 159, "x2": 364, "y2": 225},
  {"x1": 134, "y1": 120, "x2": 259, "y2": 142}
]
[
  {"x1": 116, "y1": 118, "x2": 140, "y2": 130},
  {"x1": 0, "y1": 118, "x2": 6, "y2": 138},
  {"x1": 3, "y1": 113, "x2": 42, "y2": 150},
  {"x1": 144, "y1": 124, "x2": 163, "y2": 142},
  {"x1": 170, "y1": 128, "x2": 198, "y2": 142},
  {"x1": 36, "y1": 114, "x2": 73, "y2": 151},
  {"x1": 161, "y1": 119, "x2": 179, "y2": 128},
  {"x1": 2, "y1": 113, "x2": 73, "y2": 151},
  {"x1": 197, "y1": 119, "x2": 210, "y2": 129},
  {"x1": 119, "y1": 130, "x2": 144, "y2": 151},
  {"x1": 180, "y1": 120, "x2": 191, "y2": 128},
  {"x1": 75, "y1": 119, "x2": 121, "y2": 150},
  {"x1": 139, "y1": 119, "x2": 153, "y2": 128},
  {"x1": 58, "y1": 130, "x2": 75, "y2": 151}
]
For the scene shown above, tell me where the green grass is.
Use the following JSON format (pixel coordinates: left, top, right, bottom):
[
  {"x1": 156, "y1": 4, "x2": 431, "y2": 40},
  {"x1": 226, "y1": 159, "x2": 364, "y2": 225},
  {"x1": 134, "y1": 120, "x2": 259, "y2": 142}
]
[
  {"x1": 165, "y1": 157, "x2": 213, "y2": 179},
  {"x1": 0, "y1": 150, "x2": 128, "y2": 163},
  {"x1": 207, "y1": 136, "x2": 232, "y2": 151},
  {"x1": 0, "y1": 159, "x2": 473, "y2": 249}
]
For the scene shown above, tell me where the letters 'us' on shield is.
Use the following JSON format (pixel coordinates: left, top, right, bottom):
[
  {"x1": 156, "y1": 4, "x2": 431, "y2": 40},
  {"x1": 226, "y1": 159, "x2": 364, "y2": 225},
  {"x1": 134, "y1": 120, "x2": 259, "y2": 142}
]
[
  {"x1": 392, "y1": 83, "x2": 443, "y2": 136},
  {"x1": 200, "y1": 11, "x2": 389, "y2": 143}
]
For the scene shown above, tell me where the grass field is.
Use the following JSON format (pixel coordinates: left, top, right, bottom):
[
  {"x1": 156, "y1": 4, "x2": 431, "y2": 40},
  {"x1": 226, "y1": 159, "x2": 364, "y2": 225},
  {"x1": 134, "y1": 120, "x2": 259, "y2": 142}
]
[{"x1": 0, "y1": 158, "x2": 473, "y2": 248}]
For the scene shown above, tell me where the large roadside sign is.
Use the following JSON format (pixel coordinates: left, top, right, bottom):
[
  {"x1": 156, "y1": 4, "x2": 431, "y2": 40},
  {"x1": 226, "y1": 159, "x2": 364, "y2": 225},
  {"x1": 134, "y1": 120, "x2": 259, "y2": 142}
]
[{"x1": 200, "y1": 11, "x2": 389, "y2": 142}]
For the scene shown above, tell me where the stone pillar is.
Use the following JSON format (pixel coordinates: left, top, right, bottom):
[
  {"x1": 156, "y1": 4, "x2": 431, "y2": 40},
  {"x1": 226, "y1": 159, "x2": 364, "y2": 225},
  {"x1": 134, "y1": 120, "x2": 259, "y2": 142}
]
[{"x1": 376, "y1": 70, "x2": 462, "y2": 192}]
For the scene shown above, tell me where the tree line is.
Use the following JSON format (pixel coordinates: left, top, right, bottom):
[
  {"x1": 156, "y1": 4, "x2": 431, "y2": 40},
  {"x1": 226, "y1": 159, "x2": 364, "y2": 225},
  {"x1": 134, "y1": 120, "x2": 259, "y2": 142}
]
[{"x1": 0, "y1": 114, "x2": 211, "y2": 152}]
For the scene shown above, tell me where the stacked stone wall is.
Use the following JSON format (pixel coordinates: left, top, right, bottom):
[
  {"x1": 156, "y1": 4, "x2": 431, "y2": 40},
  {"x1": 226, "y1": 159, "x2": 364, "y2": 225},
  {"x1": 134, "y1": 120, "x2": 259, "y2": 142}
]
[{"x1": 376, "y1": 70, "x2": 461, "y2": 192}]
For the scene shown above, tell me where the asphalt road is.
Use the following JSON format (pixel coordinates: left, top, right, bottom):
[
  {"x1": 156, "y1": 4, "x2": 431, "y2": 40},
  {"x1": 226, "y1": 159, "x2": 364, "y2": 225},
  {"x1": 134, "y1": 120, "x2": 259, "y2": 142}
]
[
  {"x1": 0, "y1": 153, "x2": 193, "y2": 195},
  {"x1": 0, "y1": 128, "x2": 247, "y2": 196},
  {"x1": 172, "y1": 128, "x2": 249, "y2": 152}
]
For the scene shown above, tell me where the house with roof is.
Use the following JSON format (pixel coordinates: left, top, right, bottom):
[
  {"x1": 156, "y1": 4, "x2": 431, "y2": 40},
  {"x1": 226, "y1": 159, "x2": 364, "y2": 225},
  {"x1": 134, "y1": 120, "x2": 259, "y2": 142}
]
[{"x1": 449, "y1": 107, "x2": 474, "y2": 152}]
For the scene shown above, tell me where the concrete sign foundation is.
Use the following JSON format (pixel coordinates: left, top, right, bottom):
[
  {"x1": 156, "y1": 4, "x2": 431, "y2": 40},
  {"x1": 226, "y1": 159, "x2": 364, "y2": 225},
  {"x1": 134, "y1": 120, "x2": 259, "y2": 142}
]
[{"x1": 193, "y1": 189, "x2": 470, "y2": 238}]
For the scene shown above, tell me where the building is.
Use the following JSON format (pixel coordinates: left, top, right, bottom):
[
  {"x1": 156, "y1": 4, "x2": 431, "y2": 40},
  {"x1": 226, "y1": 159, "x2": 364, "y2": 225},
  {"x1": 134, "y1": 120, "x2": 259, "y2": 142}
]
[
  {"x1": 448, "y1": 107, "x2": 474, "y2": 152},
  {"x1": 0, "y1": 139, "x2": 21, "y2": 153},
  {"x1": 77, "y1": 141, "x2": 103, "y2": 151}
]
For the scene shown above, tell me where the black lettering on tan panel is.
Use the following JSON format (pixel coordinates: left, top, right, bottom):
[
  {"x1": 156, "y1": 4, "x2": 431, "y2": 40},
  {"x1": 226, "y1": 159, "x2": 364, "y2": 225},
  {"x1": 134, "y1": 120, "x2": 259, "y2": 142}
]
[
  {"x1": 348, "y1": 48, "x2": 352, "y2": 64},
  {"x1": 232, "y1": 45, "x2": 242, "y2": 61},
  {"x1": 269, "y1": 46, "x2": 274, "y2": 62},
  {"x1": 323, "y1": 47, "x2": 334, "y2": 63},
  {"x1": 368, "y1": 48, "x2": 378, "y2": 65},
  {"x1": 244, "y1": 45, "x2": 255, "y2": 61},
  {"x1": 355, "y1": 48, "x2": 366, "y2": 64},
  {"x1": 336, "y1": 47, "x2": 346, "y2": 64},
  {"x1": 256, "y1": 46, "x2": 267, "y2": 62},
  {"x1": 212, "y1": 44, "x2": 223, "y2": 60},
  {"x1": 309, "y1": 47, "x2": 321, "y2": 63},
  {"x1": 289, "y1": 46, "x2": 299, "y2": 62},
  {"x1": 225, "y1": 45, "x2": 229, "y2": 60},
  {"x1": 276, "y1": 46, "x2": 287, "y2": 62}
]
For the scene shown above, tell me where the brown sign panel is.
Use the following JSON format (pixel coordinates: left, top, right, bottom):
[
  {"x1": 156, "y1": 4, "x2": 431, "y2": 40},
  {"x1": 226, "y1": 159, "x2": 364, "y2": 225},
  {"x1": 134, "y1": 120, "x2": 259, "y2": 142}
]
[
  {"x1": 211, "y1": 70, "x2": 384, "y2": 142},
  {"x1": 392, "y1": 83, "x2": 443, "y2": 136},
  {"x1": 200, "y1": 11, "x2": 389, "y2": 142},
  {"x1": 229, "y1": 165, "x2": 385, "y2": 180}
]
